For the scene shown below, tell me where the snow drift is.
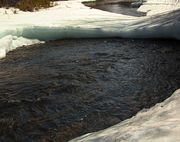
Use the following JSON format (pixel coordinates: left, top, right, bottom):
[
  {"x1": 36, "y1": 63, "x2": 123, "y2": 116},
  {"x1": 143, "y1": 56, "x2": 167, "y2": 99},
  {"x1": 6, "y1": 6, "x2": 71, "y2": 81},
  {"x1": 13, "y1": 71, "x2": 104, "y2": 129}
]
[
  {"x1": 138, "y1": 0, "x2": 180, "y2": 15},
  {"x1": 0, "y1": 0, "x2": 179, "y2": 59},
  {"x1": 70, "y1": 89, "x2": 180, "y2": 142}
]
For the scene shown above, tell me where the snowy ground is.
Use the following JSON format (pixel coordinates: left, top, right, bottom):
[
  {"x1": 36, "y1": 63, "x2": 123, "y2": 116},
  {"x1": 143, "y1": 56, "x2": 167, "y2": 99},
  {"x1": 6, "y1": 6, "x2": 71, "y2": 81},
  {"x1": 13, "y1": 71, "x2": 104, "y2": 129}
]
[
  {"x1": 70, "y1": 89, "x2": 180, "y2": 142},
  {"x1": 0, "y1": 0, "x2": 180, "y2": 58},
  {"x1": 138, "y1": 0, "x2": 180, "y2": 15}
]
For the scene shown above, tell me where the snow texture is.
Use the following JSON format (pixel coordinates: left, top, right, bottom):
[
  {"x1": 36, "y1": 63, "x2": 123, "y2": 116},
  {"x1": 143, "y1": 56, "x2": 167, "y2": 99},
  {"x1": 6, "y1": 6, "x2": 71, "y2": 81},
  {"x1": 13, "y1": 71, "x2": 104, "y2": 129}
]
[
  {"x1": 138, "y1": 0, "x2": 180, "y2": 15},
  {"x1": 70, "y1": 89, "x2": 180, "y2": 142},
  {"x1": 0, "y1": 0, "x2": 180, "y2": 59},
  {"x1": 0, "y1": 35, "x2": 43, "y2": 58}
]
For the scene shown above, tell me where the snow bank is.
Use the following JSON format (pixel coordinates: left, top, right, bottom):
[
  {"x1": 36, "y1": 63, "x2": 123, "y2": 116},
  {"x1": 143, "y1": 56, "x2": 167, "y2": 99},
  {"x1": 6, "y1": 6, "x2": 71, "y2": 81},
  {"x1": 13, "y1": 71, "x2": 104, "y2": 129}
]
[
  {"x1": 138, "y1": 0, "x2": 180, "y2": 15},
  {"x1": 0, "y1": 35, "x2": 43, "y2": 59},
  {"x1": 70, "y1": 89, "x2": 180, "y2": 142},
  {"x1": 0, "y1": 0, "x2": 180, "y2": 58}
]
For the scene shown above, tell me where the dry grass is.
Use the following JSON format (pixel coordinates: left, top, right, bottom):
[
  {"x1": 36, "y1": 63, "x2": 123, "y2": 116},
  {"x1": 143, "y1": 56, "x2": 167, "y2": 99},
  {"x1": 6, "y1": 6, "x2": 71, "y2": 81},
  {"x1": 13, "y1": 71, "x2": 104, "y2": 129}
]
[{"x1": 0, "y1": 0, "x2": 54, "y2": 11}]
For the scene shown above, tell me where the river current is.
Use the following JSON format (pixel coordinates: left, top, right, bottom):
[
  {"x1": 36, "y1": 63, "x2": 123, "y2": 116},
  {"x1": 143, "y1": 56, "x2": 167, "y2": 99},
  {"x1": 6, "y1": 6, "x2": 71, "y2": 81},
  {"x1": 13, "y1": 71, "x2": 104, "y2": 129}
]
[{"x1": 0, "y1": 38, "x2": 179, "y2": 141}]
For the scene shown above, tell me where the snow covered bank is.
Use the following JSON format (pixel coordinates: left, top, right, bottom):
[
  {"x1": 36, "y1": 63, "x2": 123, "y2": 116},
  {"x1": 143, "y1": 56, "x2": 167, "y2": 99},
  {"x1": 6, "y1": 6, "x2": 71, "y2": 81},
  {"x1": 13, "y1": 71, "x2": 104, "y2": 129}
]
[
  {"x1": 0, "y1": 0, "x2": 180, "y2": 58},
  {"x1": 138, "y1": 0, "x2": 180, "y2": 15},
  {"x1": 70, "y1": 89, "x2": 180, "y2": 142},
  {"x1": 0, "y1": 35, "x2": 43, "y2": 59}
]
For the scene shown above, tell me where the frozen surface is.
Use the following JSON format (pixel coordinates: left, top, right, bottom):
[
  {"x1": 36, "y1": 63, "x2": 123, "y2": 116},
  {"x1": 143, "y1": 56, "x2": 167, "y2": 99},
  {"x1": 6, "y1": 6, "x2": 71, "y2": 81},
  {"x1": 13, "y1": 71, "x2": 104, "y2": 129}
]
[
  {"x1": 70, "y1": 89, "x2": 180, "y2": 142},
  {"x1": 0, "y1": 0, "x2": 180, "y2": 58}
]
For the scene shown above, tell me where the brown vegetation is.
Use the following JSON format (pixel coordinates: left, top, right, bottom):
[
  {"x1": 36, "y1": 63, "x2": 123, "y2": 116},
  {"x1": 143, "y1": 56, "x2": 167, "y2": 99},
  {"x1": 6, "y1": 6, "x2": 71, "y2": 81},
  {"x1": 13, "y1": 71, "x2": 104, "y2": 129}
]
[
  {"x1": 16, "y1": 0, "x2": 53, "y2": 11},
  {"x1": 0, "y1": 0, "x2": 54, "y2": 11}
]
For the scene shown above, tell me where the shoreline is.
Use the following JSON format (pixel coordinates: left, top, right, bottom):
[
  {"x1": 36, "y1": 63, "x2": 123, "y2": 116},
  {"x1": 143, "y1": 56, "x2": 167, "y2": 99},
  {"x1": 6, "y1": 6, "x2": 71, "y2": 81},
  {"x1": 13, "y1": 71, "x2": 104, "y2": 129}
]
[{"x1": 70, "y1": 89, "x2": 180, "y2": 142}]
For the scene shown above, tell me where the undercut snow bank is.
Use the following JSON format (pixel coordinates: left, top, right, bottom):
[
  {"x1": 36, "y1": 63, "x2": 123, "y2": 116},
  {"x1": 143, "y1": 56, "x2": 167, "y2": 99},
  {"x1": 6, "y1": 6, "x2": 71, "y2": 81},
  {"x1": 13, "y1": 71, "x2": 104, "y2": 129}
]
[
  {"x1": 0, "y1": 35, "x2": 43, "y2": 59},
  {"x1": 70, "y1": 89, "x2": 180, "y2": 142},
  {"x1": 0, "y1": 0, "x2": 180, "y2": 59}
]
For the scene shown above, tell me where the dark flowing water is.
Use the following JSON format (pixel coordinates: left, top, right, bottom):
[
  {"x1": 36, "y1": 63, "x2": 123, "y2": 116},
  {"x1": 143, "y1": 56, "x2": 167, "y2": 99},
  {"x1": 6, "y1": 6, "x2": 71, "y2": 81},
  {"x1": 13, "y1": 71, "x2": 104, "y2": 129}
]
[
  {"x1": 0, "y1": 38, "x2": 180, "y2": 142},
  {"x1": 84, "y1": 0, "x2": 146, "y2": 17}
]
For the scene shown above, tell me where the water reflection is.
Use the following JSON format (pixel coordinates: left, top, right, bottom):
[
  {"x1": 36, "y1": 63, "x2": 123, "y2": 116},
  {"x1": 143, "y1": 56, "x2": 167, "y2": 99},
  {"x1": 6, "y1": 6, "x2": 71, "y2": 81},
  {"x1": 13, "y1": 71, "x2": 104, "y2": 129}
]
[{"x1": 84, "y1": 0, "x2": 146, "y2": 17}]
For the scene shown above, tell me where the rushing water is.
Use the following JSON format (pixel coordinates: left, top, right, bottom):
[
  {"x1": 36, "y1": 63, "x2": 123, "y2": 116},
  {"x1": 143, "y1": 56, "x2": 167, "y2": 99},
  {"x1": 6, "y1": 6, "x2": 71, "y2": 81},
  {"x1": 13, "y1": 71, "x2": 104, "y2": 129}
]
[{"x1": 0, "y1": 38, "x2": 180, "y2": 141}]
